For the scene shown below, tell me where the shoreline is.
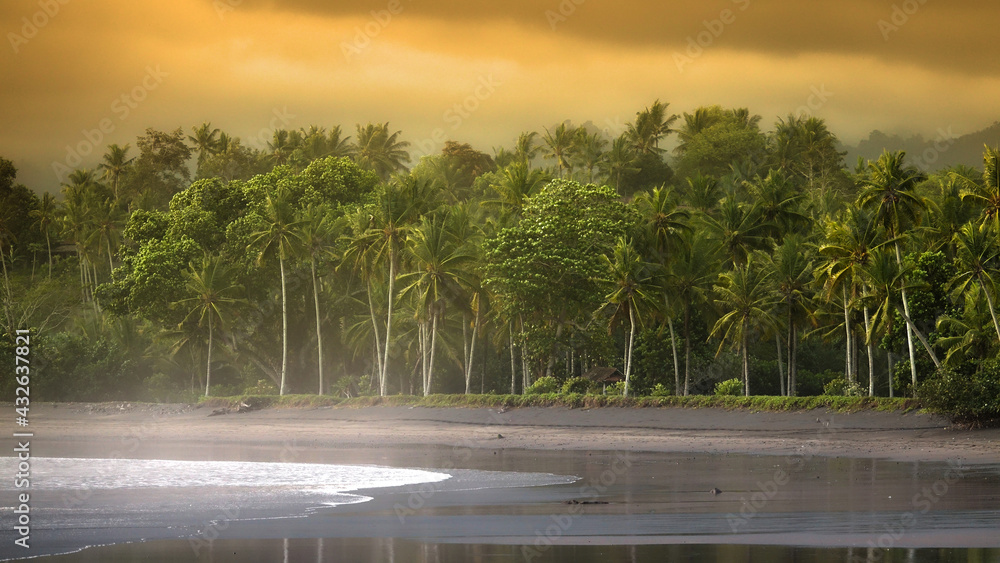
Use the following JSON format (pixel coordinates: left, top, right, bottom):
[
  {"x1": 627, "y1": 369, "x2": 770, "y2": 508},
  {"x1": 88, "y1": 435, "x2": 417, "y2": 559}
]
[{"x1": 22, "y1": 402, "x2": 1000, "y2": 464}]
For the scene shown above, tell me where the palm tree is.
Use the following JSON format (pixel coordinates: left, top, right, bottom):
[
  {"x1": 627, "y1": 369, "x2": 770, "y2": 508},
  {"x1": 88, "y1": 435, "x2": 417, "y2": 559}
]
[
  {"x1": 327, "y1": 125, "x2": 357, "y2": 159},
  {"x1": 297, "y1": 204, "x2": 339, "y2": 394},
  {"x1": 175, "y1": 255, "x2": 245, "y2": 396},
  {"x1": 856, "y1": 150, "x2": 927, "y2": 392},
  {"x1": 860, "y1": 248, "x2": 941, "y2": 371},
  {"x1": 399, "y1": 210, "x2": 476, "y2": 395},
  {"x1": 936, "y1": 286, "x2": 997, "y2": 366},
  {"x1": 188, "y1": 123, "x2": 222, "y2": 170},
  {"x1": 267, "y1": 129, "x2": 296, "y2": 166},
  {"x1": 950, "y1": 221, "x2": 1000, "y2": 341},
  {"x1": 765, "y1": 236, "x2": 814, "y2": 396},
  {"x1": 355, "y1": 123, "x2": 411, "y2": 180},
  {"x1": 87, "y1": 199, "x2": 126, "y2": 276},
  {"x1": 684, "y1": 173, "x2": 723, "y2": 214},
  {"x1": 710, "y1": 259, "x2": 778, "y2": 396},
  {"x1": 248, "y1": 190, "x2": 303, "y2": 395},
  {"x1": 743, "y1": 170, "x2": 808, "y2": 239},
  {"x1": 955, "y1": 146, "x2": 1000, "y2": 235},
  {"x1": 598, "y1": 135, "x2": 639, "y2": 194},
  {"x1": 626, "y1": 99, "x2": 678, "y2": 156},
  {"x1": 484, "y1": 162, "x2": 549, "y2": 215},
  {"x1": 572, "y1": 129, "x2": 607, "y2": 183},
  {"x1": 514, "y1": 131, "x2": 542, "y2": 165},
  {"x1": 670, "y1": 231, "x2": 720, "y2": 395},
  {"x1": 599, "y1": 237, "x2": 655, "y2": 396},
  {"x1": 706, "y1": 198, "x2": 773, "y2": 269},
  {"x1": 542, "y1": 123, "x2": 577, "y2": 178},
  {"x1": 99, "y1": 144, "x2": 133, "y2": 201},
  {"x1": 28, "y1": 193, "x2": 58, "y2": 280}
]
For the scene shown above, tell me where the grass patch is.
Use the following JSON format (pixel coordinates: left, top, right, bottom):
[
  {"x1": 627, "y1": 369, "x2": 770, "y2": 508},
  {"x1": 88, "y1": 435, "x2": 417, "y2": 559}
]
[{"x1": 199, "y1": 394, "x2": 921, "y2": 413}]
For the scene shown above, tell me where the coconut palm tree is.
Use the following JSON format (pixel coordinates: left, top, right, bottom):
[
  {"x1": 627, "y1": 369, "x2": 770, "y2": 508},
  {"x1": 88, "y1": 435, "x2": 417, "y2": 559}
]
[
  {"x1": 297, "y1": 204, "x2": 340, "y2": 394},
  {"x1": 953, "y1": 146, "x2": 1000, "y2": 235},
  {"x1": 175, "y1": 255, "x2": 245, "y2": 396},
  {"x1": 764, "y1": 235, "x2": 814, "y2": 396},
  {"x1": 99, "y1": 144, "x2": 134, "y2": 201},
  {"x1": 355, "y1": 122, "x2": 411, "y2": 181},
  {"x1": 572, "y1": 129, "x2": 607, "y2": 183},
  {"x1": 626, "y1": 99, "x2": 678, "y2": 156},
  {"x1": 28, "y1": 193, "x2": 58, "y2": 280},
  {"x1": 856, "y1": 150, "x2": 927, "y2": 392},
  {"x1": 247, "y1": 190, "x2": 303, "y2": 395},
  {"x1": 670, "y1": 230, "x2": 720, "y2": 395},
  {"x1": 706, "y1": 198, "x2": 773, "y2": 269},
  {"x1": 598, "y1": 135, "x2": 639, "y2": 195},
  {"x1": 599, "y1": 237, "x2": 656, "y2": 396},
  {"x1": 484, "y1": 162, "x2": 549, "y2": 215},
  {"x1": 542, "y1": 123, "x2": 577, "y2": 178},
  {"x1": 188, "y1": 123, "x2": 222, "y2": 170},
  {"x1": 860, "y1": 248, "x2": 941, "y2": 373},
  {"x1": 743, "y1": 169, "x2": 808, "y2": 240},
  {"x1": 514, "y1": 131, "x2": 542, "y2": 165},
  {"x1": 949, "y1": 221, "x2": 1000, "y2": 341},
  {"x1": 711, "y1": 258, "x2": 778, "y2": 396}
]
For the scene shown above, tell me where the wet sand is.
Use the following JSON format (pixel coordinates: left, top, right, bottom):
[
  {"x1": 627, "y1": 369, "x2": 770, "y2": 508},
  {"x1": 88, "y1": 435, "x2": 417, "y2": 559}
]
[{"x1": 6, "y1": 403, "x2": 1000, "y2": 560}]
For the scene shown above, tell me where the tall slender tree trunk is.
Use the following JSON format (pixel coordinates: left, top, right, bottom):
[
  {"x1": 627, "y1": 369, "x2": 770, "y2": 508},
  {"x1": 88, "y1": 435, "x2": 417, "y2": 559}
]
[
  {"x1": 979, "y1": 278, "x2": 1000, "y2": 341},
  {"x1": 895, "y1": 305, "x2": 941, "y2": 368},
  {"x1": 45, "y1": 231, "x2": 52, "y2": 280},
  {"x1": 509, "y1": 322, "x2": 517, "y2": 395},
  {"x1": 667, "y1": 317, "x2": 680, "y2": 395},
  {"x1": 366, "y1": 281, "x2": 384, "y2": 382},
  {"x1": 381, "y1": 252, "x2": 396, "y2": 396},
  {"x1": 864, "y1": 304, "x2": 875, "y2": 397},
  {"x1": 742, "y1": 328, "x2": 750, "y2": 397},
  {"x1": 624, "y1": 304, "x2": 636, "y2": 397},
  {"x1": 683, "y1": 305, "x2": 692, "y2": 396},
  {"x1": 894, "y1": 243, "x2": 919, "y2": 394},
  {"x1": 464, "y1": 306, "x2": 481, "y2": 394},
  {"x1": 205, "y1": 314, "x2": 214, "y2": 397},
  {"x1": 887, "y1": 351, "x2": 894, "y2": 398},
  {"x1": 843, "y1": 284, "x2": 853, "y2": 383},
  {"x1": 790, "y1": 327, "x2": 798, "y2": 396},
  {"x1": 106, "y1": 238, "x2": 114, "y2": 274},
  {"x1": 425, "y1": 313, "x2": 438, "y2": 396},
  {"x1": 311, "y1": 258, "x2": 324, "y2": 395},
  {"x1": 776, "y1": 333, "x2": 785, "y2": 396},
  {"x1": 279, "y1": 256, "x2": 289, "y2": 395}
]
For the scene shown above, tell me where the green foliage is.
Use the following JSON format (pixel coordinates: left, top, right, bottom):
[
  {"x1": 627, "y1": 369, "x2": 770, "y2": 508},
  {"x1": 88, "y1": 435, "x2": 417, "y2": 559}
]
[
  {"x1": 823, "y1": 378, "x2": 865, "y2": 397},
  {"x1": 714, "y1": 377, "x2": 743, "y2": 396},
  {"x1": 525, "y1": 375, "x2": 559, "y2": 394},
  {"x1": 650, "y1": 383, "x2": 672, "y2": 397},
  {"x1": 562, "y1": 376, "x2": 596, "y2": 394},
  {"x1": 918, "y1": 360, "x2": 1000, "y2": 423}
]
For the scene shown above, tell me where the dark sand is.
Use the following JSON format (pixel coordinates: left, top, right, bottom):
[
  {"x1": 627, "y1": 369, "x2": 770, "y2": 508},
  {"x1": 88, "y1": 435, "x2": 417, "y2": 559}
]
[{"x1": 4, "y1": 403, "x2": 1000, "y2": 560}]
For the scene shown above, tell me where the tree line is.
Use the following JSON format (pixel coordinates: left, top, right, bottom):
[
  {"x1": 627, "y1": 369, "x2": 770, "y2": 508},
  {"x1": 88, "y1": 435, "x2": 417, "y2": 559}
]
[{"x1": 0, "y1": 101, "x2": 998, "y2": 418}]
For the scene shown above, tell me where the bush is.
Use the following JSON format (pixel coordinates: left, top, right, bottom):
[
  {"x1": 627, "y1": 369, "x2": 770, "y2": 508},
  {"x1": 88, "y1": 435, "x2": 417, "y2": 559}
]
[
  {"x1": 714, "y1": 378, "x2": 743, "y2": 396},
  {"x1": 650, "y1": 383, "x2": 672, "y2": 397},
  {"x1": 525, "y1": 376, "x2": 559, "y2": 395},
  {"x1": 562, "y1": 376, "x2": 596, "y2": 395},
  {"x1": 917, "y1": 361, "x2": 1000, "y2": 424},
  {"x1": 823, "y1": 378, "x2": 865, "y2": 397},
  {"x1": 605, "y1": 381, "x2": 627, "y2": 396}
]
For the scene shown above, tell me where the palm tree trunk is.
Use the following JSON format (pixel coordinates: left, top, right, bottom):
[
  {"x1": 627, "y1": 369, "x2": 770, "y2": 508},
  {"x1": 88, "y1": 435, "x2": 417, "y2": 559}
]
[
  {"x1": 45, "y1": 231, "x2": 52, "y2": 280},
  {"x1": 742, "y1": 327, "x2": 750, "y2": 397},
  {"x1": 311, "y1": 258, "x2": 324, "y2": 395},
  {"x1": 790, "y1": 327, "x2": 798, "y2": 397},
  {"x1": 979, "y1": 278, "x2": 1000, "y2": 341},
  {"x1": 894, "y1": 304, "x2": 941, "y2": 369},
  {"x1": 894, "y1": 243, "x2": 919, "y2": 393},
  {"x1": 509, "y1": 322, "x2": 517, "y2": 395},
  {"x1": 776, "y1": 333, "x2": 785, "y2": 396},
  {"x1": 381, "y1": 252, "x2": 396, "y2": 396},
  {"x1": 465, "y1": 306, "x2": 481, "y2": 395},
  {"x1": 667, "y1": 317, "x2": 680, "y2": 395},
  {"x1": 366, "y1": 280, "x2": 384, "y2": 382},
  {"x1": 106, "y1": 238, "x2": 114, "y2": 274},
  {"x1": 864, "y1": 304, "x2": 875, "y2": 397},
  {"x1": 279, "y1": 255, "x2": 288, "y2": 395},
  {"x1": 887, "y1": 351, "x2": 894, "y2": 398},
  {"x1": 425, "y1": 312, "x2": 438, "y2": 396},
  {"x1": 624, "y1": 304, "x2": 635, "y2": 397},
  {"x1": 842, "y1": 284, "x2": 853, "y2": 383},
  {"x1": 205, "y1": 314, "x2": 214, "y2": 397},
  {"x1": 683, "y1": 305, "x2": 691, "y2": 396}
]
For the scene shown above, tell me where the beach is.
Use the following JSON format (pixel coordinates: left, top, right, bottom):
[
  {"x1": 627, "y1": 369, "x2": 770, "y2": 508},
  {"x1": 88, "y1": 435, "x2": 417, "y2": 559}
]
[{"x1": 5, "y1": 403, "x2": 1000, "y2": 561}]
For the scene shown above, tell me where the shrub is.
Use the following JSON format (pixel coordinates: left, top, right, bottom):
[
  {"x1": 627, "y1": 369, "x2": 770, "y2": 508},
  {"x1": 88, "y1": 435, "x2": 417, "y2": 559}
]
[
  {"x1": 823, "y1": 378, "x2": 865, "y2": 397},
  {"x1": 917, "y1": 361, "x2": 1000, "y2": 424},
  {"x1": 562, "y1": 376, "x2": 596, "y2": 394},
  {"x1": 714, "y1": 378, "x2": 743, "y2": 396},
  {"x1": 525, "y1": 376, "x2": 560, "y2": 395},
  {"x1": 605, "y1": 381, "x2": 627, "y2": 396},
  {"x1": 650, "y1": 383, "x2": 672, "y2": 397}
]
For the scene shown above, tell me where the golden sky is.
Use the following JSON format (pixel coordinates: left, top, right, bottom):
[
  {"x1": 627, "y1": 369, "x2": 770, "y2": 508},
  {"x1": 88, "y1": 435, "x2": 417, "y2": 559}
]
[{"x1": 2, "y1": 0, "x2": 998, "y2": 192}]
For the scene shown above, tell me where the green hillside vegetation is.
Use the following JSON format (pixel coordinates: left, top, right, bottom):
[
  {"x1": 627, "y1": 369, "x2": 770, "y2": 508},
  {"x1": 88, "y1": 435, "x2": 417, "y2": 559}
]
[{"x1": 2, "y1": 106, "x2": 998, "y2": 422}]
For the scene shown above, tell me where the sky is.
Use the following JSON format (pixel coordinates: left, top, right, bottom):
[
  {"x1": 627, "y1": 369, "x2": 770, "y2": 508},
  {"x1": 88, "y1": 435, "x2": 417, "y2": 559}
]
[{"x1": 2, "y1": 0, "x2": 999, "y2": 193}]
